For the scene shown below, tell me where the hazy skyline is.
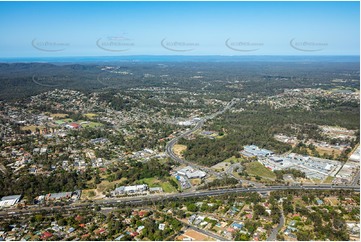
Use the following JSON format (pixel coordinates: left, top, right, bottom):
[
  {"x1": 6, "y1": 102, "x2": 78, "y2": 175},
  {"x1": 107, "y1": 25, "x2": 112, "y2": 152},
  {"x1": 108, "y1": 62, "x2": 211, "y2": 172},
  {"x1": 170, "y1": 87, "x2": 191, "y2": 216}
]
[{"x1": 0, "y1": 1, "x2": 359, "y2": 57}]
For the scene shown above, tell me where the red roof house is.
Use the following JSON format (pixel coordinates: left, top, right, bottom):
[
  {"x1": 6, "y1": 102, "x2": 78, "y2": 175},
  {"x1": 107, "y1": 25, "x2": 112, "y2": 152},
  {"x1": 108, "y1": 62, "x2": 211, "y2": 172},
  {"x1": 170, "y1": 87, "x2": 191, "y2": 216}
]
[
  {"x1": 41, "y1": 232, "x2": 53, "y2": 240},
  {"x1": 130, "y1": 231, "x2": 139, "y2": 237},
  {"x1": 69, "y1": 123, "x2": 80, "y2": 129}
]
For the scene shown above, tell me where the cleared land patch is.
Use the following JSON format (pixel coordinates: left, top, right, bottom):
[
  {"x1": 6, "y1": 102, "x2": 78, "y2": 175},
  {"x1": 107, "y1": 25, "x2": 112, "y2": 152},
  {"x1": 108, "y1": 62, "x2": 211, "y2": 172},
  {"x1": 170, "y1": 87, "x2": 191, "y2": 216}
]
[
  {"x1": 245, "y1": 161, "x2": 276, "y2": 180},
  {"x1": 49, "y1": 113, "x2": 68, "y2": 118},
  {"x1": 84, "y1": 113, "x2": 98, "y2": 118},
  {"x1": 173, "y1": 144, "x2": 187, "y2": 157},
  {"x1": 20, "y1": 125, "x2": 45, "y2": 132},
  {"x1": 137, "y1": 177, "x2": 177, "y2": 193}
]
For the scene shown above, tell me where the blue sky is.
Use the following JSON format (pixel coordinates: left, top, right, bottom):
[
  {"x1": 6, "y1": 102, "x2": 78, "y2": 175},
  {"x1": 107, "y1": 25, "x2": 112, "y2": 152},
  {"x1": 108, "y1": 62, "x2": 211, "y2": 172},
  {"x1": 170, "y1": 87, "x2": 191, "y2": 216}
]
[{"x1": 0, "y1": 1, "x2": 359, "y2": 57}]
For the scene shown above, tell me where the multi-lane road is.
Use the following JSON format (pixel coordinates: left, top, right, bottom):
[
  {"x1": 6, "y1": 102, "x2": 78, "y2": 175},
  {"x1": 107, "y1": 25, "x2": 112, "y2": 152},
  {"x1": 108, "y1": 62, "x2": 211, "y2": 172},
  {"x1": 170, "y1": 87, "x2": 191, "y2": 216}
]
[
  {"x1": 1, "y1": 184, "x2": 359, "y2": 218},
  {"x1": 165, "y1": 99, "x2": 239, "y2": 178},
  {"x1": 166, "y1": 98, "x2": 238, "y2": 164},
  {"x1": 165, "y1": 119, "x2": 204, "y2": 165}
]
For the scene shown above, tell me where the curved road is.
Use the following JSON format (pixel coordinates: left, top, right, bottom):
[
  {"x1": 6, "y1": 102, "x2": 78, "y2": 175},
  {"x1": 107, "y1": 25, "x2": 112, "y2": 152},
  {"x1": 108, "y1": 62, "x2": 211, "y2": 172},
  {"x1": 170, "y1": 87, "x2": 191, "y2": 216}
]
[
  {"x1": 165, "y1": 99, "x2": 361, "y2": 190},
  {"x1": 165, "y1": 98, "x2": 264, "y2": 188},
  {"x1": 165, "y1": 99, "x2": 238, "y2": 178}
]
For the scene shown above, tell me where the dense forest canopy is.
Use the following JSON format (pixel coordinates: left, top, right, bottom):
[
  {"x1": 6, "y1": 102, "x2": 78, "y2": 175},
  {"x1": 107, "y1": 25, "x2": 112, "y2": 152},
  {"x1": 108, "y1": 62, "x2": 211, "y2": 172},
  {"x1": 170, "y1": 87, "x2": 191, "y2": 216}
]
[{"x1": 0, "y1": 61, "x2": 359, "y2": 101}]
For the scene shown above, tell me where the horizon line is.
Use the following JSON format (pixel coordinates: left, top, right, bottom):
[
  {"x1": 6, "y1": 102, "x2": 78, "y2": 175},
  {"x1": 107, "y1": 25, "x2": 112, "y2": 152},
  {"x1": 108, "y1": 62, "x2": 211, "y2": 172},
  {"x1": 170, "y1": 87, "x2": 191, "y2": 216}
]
[{"x1": 0, "y1": 54, "x2": 360, "y2": 59}]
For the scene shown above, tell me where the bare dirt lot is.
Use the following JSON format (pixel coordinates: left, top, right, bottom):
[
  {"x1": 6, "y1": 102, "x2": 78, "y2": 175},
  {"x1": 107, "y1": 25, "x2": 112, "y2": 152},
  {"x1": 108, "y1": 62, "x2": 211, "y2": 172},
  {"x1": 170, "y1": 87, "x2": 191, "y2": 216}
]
[
  {"x1": 173, "y1": 144, "x2": 187, "y2": 158},
  {"x1": 211, "y1": 161, "x2": 230, "y2": 172},
  {"x1": 177, "y1": 228, "x2": 215, "y2": 241}
]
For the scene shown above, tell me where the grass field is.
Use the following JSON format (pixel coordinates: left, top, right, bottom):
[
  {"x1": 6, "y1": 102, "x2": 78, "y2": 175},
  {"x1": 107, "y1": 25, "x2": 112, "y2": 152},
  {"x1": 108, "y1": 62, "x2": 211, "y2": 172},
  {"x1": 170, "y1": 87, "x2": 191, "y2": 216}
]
[
  {"x1": 212, "y1": 156, "x2": 244, "y2": 171},
  {"x1": 223, "y1": 156, "x2": 244, "y2": 163},
  {"x1": 20, "y1": 125, "x2": 45, "y2": 132},
  {"x1": 138, "y1": 177, "x2": 161, "y2": 187},
  {"x1": 161, "y1": 182, "x2": 177, "y2": 193},
  {"x1": 312, "y1": 178, "x2": 322, "y2": 184},
  {"x1": 245, "y1": 162, "x2": 276, "y2": 180},
  {"x1": 58, "y1": 118, "x2": 74, "y2": 123},
  {"x1": 96, "y1": 178, "x2": 127, "y2": 192},
  {"x1": 54, "y1": 118, "x2": 103, "y2": 128},
  {"x1": 49, "y1": 113, "x2": 68, "y2": 118},
  {"x1": 316, "y1": 146, "x2": 342, "y2": 156},
  {"x1": 157, "y1": 158, "x2": 169, "y2": 164},
  {"x1": 84, "y1": 113, "x2": 98, "y2": 118},
  {"x1": 322, "y1": 176, "x2": 335, "y2": 184},
  {"x1": 55, "y1": 120, "x2": 66, "y2": 125},
  {"x1": 81, "y1": 189, "x2": 105, "y2": 200},
  {"x1": 80, "y1": 121, "x2": 103, "y2": 128},
  {"x1": 81, "y1": 189, "x2": 96, "y2": 199},
  {"x1": 138, "y1": 177, "x2": 177, "y2": 193}
]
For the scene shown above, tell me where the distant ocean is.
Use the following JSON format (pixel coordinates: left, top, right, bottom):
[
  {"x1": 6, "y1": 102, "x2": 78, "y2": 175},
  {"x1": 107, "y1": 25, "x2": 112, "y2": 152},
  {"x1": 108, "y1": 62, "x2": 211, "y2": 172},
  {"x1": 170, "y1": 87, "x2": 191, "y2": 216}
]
[{"x1": 0, "y1": 55, "x2": 359, "y2": 63}]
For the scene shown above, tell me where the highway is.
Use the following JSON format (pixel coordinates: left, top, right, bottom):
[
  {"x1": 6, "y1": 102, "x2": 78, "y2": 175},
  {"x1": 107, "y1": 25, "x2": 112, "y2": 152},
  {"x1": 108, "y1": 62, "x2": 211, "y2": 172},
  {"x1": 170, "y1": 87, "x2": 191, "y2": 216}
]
[{"x1": 1, "y1": 185, "x2": 359, "y2": 218}]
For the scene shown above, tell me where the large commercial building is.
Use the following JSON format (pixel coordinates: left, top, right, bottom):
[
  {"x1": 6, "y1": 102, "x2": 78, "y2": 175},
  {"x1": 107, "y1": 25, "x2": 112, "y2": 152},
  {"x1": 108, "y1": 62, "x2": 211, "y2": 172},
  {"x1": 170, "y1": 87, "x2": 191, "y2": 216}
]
[
  {"x1": 177, "y1": 166, "x2": 206, "y2": 179},
  {"x1": 241, "y1": 145, "x2": 274, "y2": 158},
  {"x1": 112, "y1": 184, "x2": 148, "y2": 196},
  {"x1": 241, "y1": 144, "x2": 343, "y2": 181}
]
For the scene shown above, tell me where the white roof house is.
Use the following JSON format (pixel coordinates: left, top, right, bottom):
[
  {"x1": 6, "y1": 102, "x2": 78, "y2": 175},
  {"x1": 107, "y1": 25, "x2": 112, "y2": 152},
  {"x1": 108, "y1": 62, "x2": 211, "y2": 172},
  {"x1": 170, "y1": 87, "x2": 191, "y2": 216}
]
[{"x1": 159, "y1": 224, "x2": 165, "y2": 230}]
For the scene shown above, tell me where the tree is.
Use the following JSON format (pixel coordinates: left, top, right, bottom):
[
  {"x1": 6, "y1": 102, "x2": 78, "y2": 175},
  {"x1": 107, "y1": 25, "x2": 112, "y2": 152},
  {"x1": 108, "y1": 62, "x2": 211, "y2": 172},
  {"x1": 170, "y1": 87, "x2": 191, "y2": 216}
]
[
  {"x1": 186, "y1": 203, "x2": 198, "y2": 212},
  {"x1": 235, "y1": 233, "x2": 250, "y2": 241},
  {"x1": 254, "y1": 204, "x2": 267, "y2": 218},
  {"x1": 57, "y1": 218, "x2": 67, "y2": 226}
]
